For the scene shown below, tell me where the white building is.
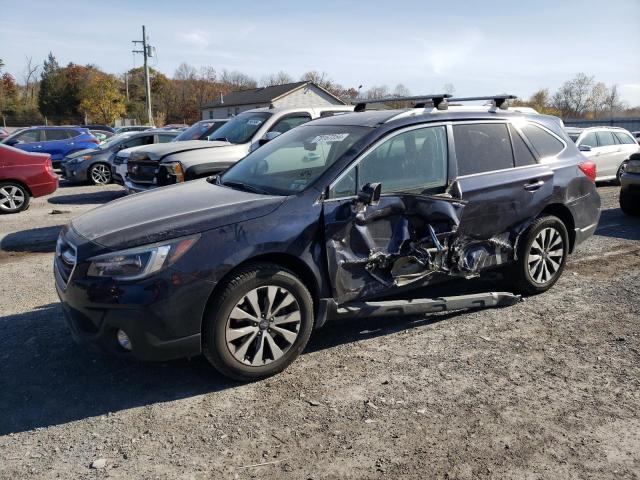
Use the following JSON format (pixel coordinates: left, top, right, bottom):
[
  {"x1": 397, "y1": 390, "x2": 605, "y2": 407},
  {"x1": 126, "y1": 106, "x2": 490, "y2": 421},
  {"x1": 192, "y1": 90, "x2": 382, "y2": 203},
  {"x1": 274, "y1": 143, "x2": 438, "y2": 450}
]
[{"x1": 200, "y1": 81, "x2": 346, "y2": 119}]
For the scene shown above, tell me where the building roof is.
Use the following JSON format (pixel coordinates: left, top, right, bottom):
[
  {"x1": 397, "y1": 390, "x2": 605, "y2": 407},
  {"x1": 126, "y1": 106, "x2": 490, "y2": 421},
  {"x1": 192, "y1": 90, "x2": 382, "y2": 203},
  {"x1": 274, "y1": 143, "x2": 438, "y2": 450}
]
[{"x1": 201, "y1": 81, "x2": 345, "y2": 109}]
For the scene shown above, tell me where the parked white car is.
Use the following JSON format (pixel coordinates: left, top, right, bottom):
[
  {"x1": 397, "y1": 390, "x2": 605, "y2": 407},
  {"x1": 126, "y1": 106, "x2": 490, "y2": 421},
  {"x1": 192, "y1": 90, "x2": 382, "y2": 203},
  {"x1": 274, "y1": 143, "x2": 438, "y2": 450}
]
[
  {"x1": 124, "y1": 105, "x2": 354, "y2": 193},
  {"x1": 566, "y1": 127, "x2": 640, "y2": 183}
]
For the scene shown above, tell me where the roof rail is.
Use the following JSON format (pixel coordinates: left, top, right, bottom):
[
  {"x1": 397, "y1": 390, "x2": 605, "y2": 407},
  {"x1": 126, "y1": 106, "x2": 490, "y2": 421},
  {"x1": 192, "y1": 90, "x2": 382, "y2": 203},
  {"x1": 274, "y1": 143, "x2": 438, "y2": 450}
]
[
  {"x1": 354, "y1": 94, "x2": 452, "y2": 112},
  {"x1": 448, "y1": 94, "x2": 517, "y2": 110}
]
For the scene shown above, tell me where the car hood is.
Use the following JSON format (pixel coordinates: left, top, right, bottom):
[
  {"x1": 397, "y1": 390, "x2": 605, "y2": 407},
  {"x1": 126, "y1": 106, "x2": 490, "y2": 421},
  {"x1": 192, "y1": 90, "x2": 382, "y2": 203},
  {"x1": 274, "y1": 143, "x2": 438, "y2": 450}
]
[
  {"x1": 71, "y1": 179, "x2": 286, "y2": 250},
  {"x1": 133, "y1": 140, "x2": 230, "y2": 161},
  {"x1": 65, "y1": 148, "x2": 97, "y2": 159}
]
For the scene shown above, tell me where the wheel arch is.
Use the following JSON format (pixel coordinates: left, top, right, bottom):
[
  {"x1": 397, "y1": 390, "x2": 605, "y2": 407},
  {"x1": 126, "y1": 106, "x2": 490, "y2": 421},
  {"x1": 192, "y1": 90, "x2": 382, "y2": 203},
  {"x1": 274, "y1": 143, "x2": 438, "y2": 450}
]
[
  {"x1": 539, "y1": 203, "x2": 576, "y2": 253},
  {"x1": 0, "y1": 178, "x2": 32, "y2": 196},
  {"x1": 201, "y1": 252, "x2": 321, "y2": 328}
]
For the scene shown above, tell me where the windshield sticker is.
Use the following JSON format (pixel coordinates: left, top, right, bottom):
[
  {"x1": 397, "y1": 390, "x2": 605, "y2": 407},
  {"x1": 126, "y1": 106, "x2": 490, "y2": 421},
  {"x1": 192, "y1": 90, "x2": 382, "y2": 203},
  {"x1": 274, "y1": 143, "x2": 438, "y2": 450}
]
[
  {"x1": 246, "y1": 119, "x2": 263, "y2": 126},
  {"x1": 310, "y1": 133, "x2": 349, "y2": 143}
]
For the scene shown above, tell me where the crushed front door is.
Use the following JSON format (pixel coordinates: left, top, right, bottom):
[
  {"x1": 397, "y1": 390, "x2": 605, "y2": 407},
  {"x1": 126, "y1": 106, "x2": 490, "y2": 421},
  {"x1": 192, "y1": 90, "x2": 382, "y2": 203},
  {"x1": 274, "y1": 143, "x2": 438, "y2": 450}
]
[{"x1": 323, "y1": 194, "x2": 465, "y2": 304}]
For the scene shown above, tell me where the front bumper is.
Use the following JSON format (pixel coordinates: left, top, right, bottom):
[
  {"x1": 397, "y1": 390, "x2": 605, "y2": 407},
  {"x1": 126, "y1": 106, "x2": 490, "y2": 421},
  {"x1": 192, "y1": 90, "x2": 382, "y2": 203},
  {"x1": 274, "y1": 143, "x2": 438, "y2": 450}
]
[
  {"x1": 53, "y1": 229, "x2": 210, "y2": 361},
  {"x1": 111, "y1": 165, "x2": 124, "y2": 185},
  {"x1": 61, "y1": 162, "x2": 89, "y2": 183},
  {"x1": 124, "y1": 178, "x2": 155, "y2": 194},
  {"x1": 620, "y1": 172, "x2": 640, "y2": 199}
]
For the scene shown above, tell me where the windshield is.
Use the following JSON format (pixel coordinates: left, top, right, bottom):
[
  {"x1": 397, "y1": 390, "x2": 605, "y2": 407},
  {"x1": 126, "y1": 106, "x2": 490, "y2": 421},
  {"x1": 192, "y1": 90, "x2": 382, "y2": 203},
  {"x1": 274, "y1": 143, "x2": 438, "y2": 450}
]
[
  {"x1": 220, "y1": 125, "x2": 370, "y2": 195},
  {"x1": 207, "y1": 112, "x2": 272, "y2": 144},
  {"x1": 98, "y1": 132, "x2": 132, "y2": 150},
  {"x1": 173, "y1": 121, "x2": 227, "y2": 142}
]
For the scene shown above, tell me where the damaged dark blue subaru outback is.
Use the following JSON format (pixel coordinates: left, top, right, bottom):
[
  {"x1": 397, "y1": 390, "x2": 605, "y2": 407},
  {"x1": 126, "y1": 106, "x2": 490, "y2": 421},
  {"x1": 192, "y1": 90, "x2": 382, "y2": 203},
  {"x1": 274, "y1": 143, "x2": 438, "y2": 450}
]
[{"x1": 54, "y1": 94, "x2": 600, "y2": 380}]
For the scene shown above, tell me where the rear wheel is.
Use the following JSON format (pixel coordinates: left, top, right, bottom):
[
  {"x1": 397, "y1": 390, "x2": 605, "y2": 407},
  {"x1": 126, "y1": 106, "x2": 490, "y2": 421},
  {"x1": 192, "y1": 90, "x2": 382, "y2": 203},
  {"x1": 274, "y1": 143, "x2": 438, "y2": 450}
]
[
  {"x1": 89, "y1": 162, "x2": 112, "y2": 185},
  {"x1": 0, "y1": 182, "x2": 30, "y2": 214},
  {"x1": 507, "y1": 215, "x2": 569, "y2": 295},
  {"x1": 202, "y1": 263, "x2": 314, "y2": 381}
]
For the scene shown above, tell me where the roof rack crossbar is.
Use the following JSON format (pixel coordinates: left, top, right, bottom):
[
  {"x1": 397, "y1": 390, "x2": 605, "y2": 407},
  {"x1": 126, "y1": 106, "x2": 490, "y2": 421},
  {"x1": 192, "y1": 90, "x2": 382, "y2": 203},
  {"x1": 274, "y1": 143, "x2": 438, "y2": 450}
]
[
  {"x1": 448, "y1": 94, "x2": 517, "y2": 110},
  {"x1": 354, "y1": 93, "x2": 452, "y2": 112}
]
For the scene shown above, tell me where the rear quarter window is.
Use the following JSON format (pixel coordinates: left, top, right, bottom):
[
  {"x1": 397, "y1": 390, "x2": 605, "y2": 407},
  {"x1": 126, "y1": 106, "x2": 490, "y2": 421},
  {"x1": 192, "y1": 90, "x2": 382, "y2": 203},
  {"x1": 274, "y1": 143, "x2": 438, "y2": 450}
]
[
  {"x1": 509, "y1": 125, "x2": 537, "y2": 167},
  {"x1": 613, "y1": 132, "x2": 636, "y2": 145},
  {"x1": 453, "y1": 123, "x2": 514, "y2": 176},
  {"x1": 520, "y1": 124, "x2": 565, "y2": 158}
]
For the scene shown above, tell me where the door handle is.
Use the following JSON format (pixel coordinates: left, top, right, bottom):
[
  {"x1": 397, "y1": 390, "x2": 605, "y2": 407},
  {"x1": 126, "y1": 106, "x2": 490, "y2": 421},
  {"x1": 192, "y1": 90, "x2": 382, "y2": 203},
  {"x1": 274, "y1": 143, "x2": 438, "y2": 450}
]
[{"x1": 524, "y1": 180, "x2": 544, "y2": 191}]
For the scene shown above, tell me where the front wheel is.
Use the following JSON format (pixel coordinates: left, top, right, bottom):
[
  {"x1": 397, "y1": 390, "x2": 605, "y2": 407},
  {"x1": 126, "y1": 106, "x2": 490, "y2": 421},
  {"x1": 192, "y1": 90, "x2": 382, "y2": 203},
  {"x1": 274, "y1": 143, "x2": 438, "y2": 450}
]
[
  {"x1": 89, "y1": 162, "x2": 112, "y2": 185},
  {"x1": 507, "y1": 215, "x2": 569, "y2": 295},
  {"x1": 0, "y1": 182, "x2": 30, "y2": 214},
  {"x1": 202, "y1": 263, "x2": 314, "y2": 381},
  {"x1": 615, "y1": 161, "x2": 628, "y2": 185}
]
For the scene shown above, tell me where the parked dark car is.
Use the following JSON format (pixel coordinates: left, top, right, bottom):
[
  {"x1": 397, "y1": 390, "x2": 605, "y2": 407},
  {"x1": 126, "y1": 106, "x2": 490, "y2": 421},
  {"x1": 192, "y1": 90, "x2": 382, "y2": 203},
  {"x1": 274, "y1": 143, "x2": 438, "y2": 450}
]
[
  {"x1": 54, "y1": 95, "x2": 600, "y2": 380},
  {"x1": 114, "y1": 126, "x2": 153, "y2": 134},
  {"x1": 61, "y1": 130, "x2": 178, "y2": 185},
  {"x1": 620, "y1": 152, "x2": 640, "y2": 216},
  {"x1": 2, "y1": 126, "x2": 100, "y2": 168},
  {"x1": 1, "y1": 144, "x2": 58, "y2": 213}
]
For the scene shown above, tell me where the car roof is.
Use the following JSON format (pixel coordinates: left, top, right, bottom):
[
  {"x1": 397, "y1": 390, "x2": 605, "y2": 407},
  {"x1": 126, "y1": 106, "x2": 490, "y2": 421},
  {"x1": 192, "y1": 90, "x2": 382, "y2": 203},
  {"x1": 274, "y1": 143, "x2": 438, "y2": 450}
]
[{"x1": 307, "y1": 107, "x2": 565, "y2": 133}]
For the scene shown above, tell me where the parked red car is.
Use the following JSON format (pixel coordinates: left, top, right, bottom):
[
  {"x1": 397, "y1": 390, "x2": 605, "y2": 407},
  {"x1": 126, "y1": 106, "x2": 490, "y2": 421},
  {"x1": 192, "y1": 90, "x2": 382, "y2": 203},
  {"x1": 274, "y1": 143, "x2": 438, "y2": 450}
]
[{"x1": 0, "y1": 144, "x2": 58, "y2": 214}]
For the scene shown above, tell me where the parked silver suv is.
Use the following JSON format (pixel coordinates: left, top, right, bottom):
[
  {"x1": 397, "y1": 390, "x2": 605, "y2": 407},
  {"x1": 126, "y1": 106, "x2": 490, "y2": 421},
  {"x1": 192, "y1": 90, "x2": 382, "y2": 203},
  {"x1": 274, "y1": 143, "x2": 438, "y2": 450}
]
[{"x1": 565, "y1": 126, "x2": 639, "y2": 183}]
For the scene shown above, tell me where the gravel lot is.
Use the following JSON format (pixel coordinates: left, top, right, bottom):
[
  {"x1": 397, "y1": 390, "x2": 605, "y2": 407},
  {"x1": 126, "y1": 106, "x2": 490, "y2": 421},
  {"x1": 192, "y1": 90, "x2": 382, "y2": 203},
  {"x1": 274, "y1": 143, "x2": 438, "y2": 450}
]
[{"x1": 0, "y1": 181, "x2": 638, "y2": 479}]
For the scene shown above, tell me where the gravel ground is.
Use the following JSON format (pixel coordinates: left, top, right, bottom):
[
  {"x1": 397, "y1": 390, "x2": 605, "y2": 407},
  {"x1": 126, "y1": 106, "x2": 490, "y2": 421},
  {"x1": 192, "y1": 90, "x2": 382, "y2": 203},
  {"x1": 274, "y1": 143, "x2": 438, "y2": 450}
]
[{"x1": 0, "y1": 181, "x2": 638, "y2": 480}]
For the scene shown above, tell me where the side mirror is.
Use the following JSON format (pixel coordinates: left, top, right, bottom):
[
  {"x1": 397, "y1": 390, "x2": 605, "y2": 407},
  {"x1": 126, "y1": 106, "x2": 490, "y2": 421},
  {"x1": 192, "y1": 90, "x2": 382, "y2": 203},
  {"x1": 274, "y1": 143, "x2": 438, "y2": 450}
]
[
  {"x1": 579, "y1": 145, "x2": 592, "y2": 152},
  {"x1": 259, "y1": 131, "x2": 282, "y2": 146},
  {"x1": 357, "y1": 182, "x2": 382, "y2": 206}
]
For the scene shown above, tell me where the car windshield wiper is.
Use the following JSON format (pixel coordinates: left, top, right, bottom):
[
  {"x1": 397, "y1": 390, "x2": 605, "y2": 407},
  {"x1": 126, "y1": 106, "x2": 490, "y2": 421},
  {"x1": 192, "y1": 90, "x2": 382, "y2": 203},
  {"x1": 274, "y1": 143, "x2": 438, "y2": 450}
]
[{"x1": 221, "y1": 180, "x2": 270, "y2": 195}]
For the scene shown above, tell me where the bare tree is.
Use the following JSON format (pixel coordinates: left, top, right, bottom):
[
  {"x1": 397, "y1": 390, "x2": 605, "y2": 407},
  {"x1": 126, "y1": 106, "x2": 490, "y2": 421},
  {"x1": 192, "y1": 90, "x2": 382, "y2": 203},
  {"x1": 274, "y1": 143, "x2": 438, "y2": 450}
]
[
  {"x1": 220, "y1": 70, "x2": 257, "y2": 90},
  {"x1": 22, "y1": 56, "x2": 40, "y2": 105},
  {"x1": 442, "y1": 83, "x2": 456, "y2": 96},
  {"x1": 603, "y1": 85, "x2": 625, "y2": 116},
  {"x1": 260, "y1": 71, "x2": 293, "y2": 87},
  {"x1": 364, "y1": 85, "x2": 390, "y2": 100},
  {"x1": 551, "y1": 73, "x2": 594, "y2": 118}
]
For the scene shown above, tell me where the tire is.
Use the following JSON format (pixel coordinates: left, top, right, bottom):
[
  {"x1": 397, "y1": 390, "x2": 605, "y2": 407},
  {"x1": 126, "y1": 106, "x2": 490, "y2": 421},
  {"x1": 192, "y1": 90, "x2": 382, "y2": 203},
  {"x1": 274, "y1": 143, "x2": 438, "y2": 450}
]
[
  {"x1": 507, "y1": 215, "x2": 569, "y2": 295},
  {"x1": 615, "y1": 161, "x2": 628, "y2": 186},
  {"x1": 88, "y1": 162, "x2": 112, "y2": 185},
  {"x1": 0, "y1": 181, "x2": 30, "y2": 214},
  {"x1": 620, "y1": 191, "x2": 640, "y2": 216},
  {"x1": 202, "y1": 262, "x2": 314, "y2": 381}
]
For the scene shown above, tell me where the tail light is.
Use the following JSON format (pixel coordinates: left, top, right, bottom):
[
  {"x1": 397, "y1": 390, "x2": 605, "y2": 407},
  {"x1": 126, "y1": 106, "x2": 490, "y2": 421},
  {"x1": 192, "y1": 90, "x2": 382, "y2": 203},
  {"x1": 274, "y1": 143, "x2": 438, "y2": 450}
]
[
  {"x1": 578, "y1": 161, "x2": 596, "y2": 182},
  {"x1": 45, "y1": 157, "x2": 54, "y2": 173}
]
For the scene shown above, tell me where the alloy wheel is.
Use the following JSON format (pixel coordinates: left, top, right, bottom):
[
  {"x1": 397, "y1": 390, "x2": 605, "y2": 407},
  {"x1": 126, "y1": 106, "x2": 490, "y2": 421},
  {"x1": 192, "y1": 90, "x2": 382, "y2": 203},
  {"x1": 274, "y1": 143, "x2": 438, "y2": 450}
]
[
  {"x1": 527, "y1": 227, "x2": 565, "y2": 284},
  {"x1": 0, "y1": 185, "x2": 26, "y2": 212},
  {"x1": 91, "y1": 164, "x2": 111, "y2": 184},
  {"x1": 225, "y1": 286, "x2": 301, "y2": 366}
]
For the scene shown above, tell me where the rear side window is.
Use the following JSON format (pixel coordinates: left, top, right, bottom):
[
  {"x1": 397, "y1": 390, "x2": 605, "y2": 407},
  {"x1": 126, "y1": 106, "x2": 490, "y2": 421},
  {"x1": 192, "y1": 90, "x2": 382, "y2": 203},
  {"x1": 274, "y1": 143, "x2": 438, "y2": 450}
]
[
  {"x1": 157, "y1": 134, "x2": 175, "y2": 143},
  {"x1": 520, "y1": 124, "x2": 564, "y2": 158},
  {"x1": 613, "y1": 132, "x2": 636, "y2": 145},
  {"x1": 580, "y1": 132, "x2": 598, "y2": 148},
  {"x1": 596, "y1": 131, "x2": 616, "y2": 147},
  {"x1": 66, "y1": 129, "x2": 81, "y2": 138},
  {"x1": 453, "y1": 123, "x2": 514, "y2": 176},
  {"x1": 509, "y1": 125, "x2": 537, "y2": 167},
  {"x1": 45, "y1": 129, "x2": 70, "y2": 141}
]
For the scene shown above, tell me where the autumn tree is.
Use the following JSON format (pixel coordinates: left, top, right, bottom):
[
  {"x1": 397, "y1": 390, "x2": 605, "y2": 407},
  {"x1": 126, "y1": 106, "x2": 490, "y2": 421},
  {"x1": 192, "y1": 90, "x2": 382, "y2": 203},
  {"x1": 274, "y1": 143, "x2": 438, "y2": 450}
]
[
  {"x1": 79, "y1": 72, "x2": 126, "y2": 124},
  {"x1": 551, "y1": 73, "x2": 594, "y2": 118}
]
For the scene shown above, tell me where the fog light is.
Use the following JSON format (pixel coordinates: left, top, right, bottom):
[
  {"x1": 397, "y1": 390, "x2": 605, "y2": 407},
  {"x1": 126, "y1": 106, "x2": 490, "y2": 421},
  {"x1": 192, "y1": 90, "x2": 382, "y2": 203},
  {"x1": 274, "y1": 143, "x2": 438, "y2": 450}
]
[{"x1": 116, "y1": 329, "x2": 132, "y2": 351}]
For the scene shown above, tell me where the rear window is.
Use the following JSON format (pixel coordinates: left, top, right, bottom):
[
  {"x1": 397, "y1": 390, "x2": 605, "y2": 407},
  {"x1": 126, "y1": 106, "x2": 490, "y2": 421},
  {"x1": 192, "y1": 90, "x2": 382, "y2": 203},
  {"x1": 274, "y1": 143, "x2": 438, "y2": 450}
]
[
  {"x1": 520, "y1": 124, "x2": 564, "y2": 158},
  {"x1": 45, "y1": 129, "x2": 71, "y2": 141},
  {"x1": 596, "y1": 131, "x2": 616, "y2": 147},
  {"x1": 453, "y1": 123, "x2": 514, "y2": 176},
  {"x1": 613, "y1": 132, "x2": 636, "y2": 145},
  {"x1": 510, "y1": 125, "x2": 537, "y2": 167}
]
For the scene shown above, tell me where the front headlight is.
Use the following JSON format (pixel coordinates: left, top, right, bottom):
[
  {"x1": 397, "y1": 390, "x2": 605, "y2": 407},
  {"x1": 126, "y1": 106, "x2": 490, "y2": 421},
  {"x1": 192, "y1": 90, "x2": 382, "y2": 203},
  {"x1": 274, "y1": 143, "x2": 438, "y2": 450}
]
[
  {"x1": 625, "y1": 160, "x2": 640, "y2": 174},
  {"x1": 69, "y1": 155, "x2": 93, "y2": 165},
  {"x1": 164, "y1": 162, "x2": 185, "y2": 182},
  {"x1": 87, "y1": 235, "x2": 199, "y2": 280}
]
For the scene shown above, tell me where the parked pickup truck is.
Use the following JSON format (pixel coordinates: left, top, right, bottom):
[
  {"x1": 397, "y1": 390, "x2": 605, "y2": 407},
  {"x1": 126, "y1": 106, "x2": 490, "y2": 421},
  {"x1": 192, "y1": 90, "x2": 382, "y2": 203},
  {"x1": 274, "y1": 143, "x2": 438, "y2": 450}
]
[{"x1": 124, "y1": 106, "x2": 353, "y2": 193}]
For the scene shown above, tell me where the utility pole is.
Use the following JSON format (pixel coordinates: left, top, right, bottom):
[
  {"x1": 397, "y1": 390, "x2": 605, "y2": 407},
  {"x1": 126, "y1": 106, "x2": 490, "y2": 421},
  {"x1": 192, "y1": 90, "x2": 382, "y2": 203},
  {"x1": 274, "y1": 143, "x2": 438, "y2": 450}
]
[{"x1": 132, "y1": 25, "x2": 153, "y2": 126}]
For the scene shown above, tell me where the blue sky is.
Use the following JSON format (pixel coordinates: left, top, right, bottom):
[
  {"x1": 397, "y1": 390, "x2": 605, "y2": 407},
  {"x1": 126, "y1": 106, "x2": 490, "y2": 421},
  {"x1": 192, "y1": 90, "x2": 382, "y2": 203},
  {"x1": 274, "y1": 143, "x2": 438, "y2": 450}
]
[{"x1": 1, "y1": 0, "x2": 639, "y2": 105}]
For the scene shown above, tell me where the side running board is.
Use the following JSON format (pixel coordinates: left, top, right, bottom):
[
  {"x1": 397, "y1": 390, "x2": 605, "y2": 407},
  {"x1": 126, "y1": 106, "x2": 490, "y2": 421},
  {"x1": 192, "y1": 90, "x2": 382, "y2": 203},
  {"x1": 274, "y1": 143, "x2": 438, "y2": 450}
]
[{"x1": 334, "y1": 292, "x2": 521, "y2": 320}]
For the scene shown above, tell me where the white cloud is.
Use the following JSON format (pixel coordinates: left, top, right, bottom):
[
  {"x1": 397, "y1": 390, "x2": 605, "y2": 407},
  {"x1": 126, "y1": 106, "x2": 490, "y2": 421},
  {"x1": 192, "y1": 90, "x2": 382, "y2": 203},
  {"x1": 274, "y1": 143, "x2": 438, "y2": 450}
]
[
  {"x1": 414, "y1": 30, "x2": 483, "y2": 75},
  {"x1": 178, "y1": 30, "x2": 210, "y2": 50},
  {"x1": 619, "y1": 84, "x2": 640, "y2": 107}
]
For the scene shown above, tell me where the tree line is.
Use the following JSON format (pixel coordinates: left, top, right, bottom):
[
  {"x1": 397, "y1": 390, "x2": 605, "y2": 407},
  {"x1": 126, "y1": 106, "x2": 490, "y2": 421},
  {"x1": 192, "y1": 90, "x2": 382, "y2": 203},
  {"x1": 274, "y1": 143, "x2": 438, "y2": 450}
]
[{"x1": 0, "y1": 53, "x2": 638, "y2": 126}]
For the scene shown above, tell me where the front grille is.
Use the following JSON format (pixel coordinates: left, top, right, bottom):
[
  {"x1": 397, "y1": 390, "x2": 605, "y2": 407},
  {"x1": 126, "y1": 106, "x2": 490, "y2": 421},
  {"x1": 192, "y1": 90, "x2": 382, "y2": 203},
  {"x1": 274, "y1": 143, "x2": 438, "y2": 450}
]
[
  {"x1": 54, "y1": 235, "x2": 76, "y2": 287},
  {"x1": 127, "y1": 160, "x2": 158, "y2": 184}
]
